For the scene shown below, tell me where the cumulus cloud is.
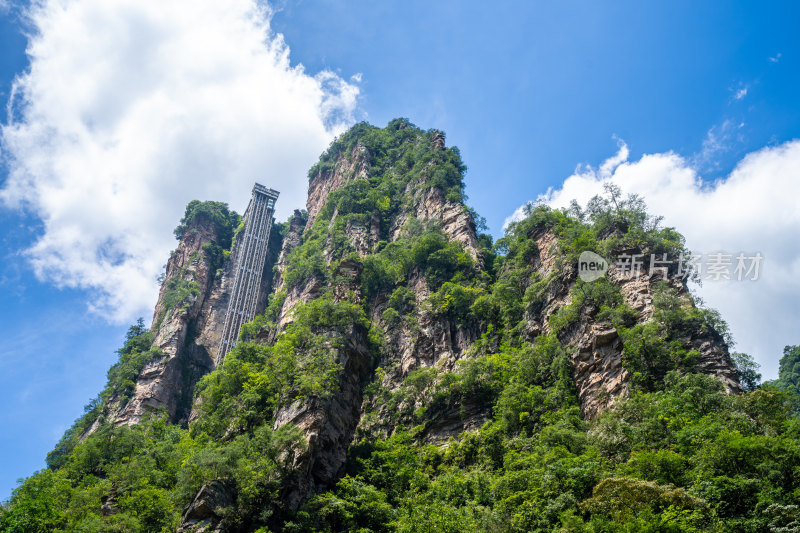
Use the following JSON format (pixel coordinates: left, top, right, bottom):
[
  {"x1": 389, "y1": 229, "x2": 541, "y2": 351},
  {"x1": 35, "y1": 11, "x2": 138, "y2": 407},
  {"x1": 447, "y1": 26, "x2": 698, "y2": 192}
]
[
  {"x1": 1, "y1": 0, "x2": 359, "y2": 321},
  {"x1": 505, "y1": 140, "x2": 800, "y2": 378}
]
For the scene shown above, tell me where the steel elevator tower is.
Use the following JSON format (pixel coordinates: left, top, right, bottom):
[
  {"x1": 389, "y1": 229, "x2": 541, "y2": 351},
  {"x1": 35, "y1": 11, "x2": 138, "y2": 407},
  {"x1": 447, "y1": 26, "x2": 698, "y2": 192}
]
[{"x1": 217, "y1": 183, "x2": 279, "y2": 362}]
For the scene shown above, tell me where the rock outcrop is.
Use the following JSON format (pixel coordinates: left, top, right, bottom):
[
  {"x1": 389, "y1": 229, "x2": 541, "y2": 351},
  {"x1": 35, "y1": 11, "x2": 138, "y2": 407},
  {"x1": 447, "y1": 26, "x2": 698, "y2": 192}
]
[
  {"x1": 97, "y1": 207, "x2": 281, "y2": 430},
  {"x1": 522, "y1": 226, "x2": 741, "y2": 418},
  {"x1": 112, "y1": 215, "x2": 226, "y2": 426},
  {"x1": 306, "y1": 143, "x2": 370, "y2": 228},
  {"x1": 247, "y1": 125, "x2": 741, "y2": 516},
  {"x1": 27, "y1": 120, "x2": 756, "y2": 533},
  {"x1": 135, "y1": 121, "x2": 742, "y2": 524},
  {"x1": 177, "y1": 481, "x2": 235, "y2": 533},
  {"x1": 260, "y1": 131, "x2": 487, "y2": 506},
  {"x1": 273, "y1": 322, "x2": 373, "y2": 510},
  {"x1": 391, "y1": 184, "x2": 480, "y2": 259}
]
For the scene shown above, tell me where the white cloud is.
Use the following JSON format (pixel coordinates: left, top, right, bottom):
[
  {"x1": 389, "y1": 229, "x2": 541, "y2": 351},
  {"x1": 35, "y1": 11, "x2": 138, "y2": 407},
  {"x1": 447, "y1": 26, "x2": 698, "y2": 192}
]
[
  {"x1": 734, "y1": 87, "x2": 748, "y2": 100},
  {"x1": 506, "y1": 140, "x2": 800, "y2": 378},
  {"x1": 769, "y1": 53, "x2": 782, "y2": 63},
  {"x1": 1, "y1": 0, "x2": 359, "y2": 322},
  {"x1": 693, "y1": 119, "x2": 744, "y2": 171}
]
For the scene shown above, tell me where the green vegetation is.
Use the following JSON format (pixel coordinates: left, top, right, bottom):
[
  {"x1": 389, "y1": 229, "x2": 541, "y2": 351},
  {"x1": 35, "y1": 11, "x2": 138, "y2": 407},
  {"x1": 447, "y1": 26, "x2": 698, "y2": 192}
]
[
  {"x1": 173, "y1": 200, "x2": 241, "y2": 249},
  {"x1": 771, "y1": 345, "x2": 800, "y2": 414},
  {"x1": 2, "y1": 297, "x2": 362, "y2": 532},
  {"x1": 161, "y1": 273, "x2": 200, "y2": 313},
  {"x1": 296, "y1": 371, "x2": 800, "y2": 532},
  {"x1": 2, "y1": 415, "x2": 306, "y2": 533},
  {"x1": 499, "y1": 183, "x2": 687, "y2": 270},
  {"x1": 173, "y1": 200, "x2": 242, "y2": 278},
  {"x1": 287, "y1": 118, "x2": 476, "y2": 295},
  {"x1": 193, "y1": 296, "x2": 370, "y2": 439},
  {"x1": 774, "y1": 345, "x2": 800, "y2": 393},
  {"x1": 4, "y1": 120, "x2": 797, "y2": 532},
  {"x1": 308, "y1": 118, "x2": 465, "y2": 204}
]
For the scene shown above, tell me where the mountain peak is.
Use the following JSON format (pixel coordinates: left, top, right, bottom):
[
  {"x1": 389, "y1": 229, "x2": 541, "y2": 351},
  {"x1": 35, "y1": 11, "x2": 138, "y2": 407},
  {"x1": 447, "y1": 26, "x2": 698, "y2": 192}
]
[{"x1": 9, "y1": 120, "x2": 781, "y2": 533}]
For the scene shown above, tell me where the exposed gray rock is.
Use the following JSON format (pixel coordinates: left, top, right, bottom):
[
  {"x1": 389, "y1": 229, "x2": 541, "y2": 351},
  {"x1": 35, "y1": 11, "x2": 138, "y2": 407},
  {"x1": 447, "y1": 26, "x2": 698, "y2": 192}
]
[
  {"x1": 106, "y1": 124, "x2": 744, "y2": 521},
  {"x1": 100, "y1": 495, "x2": 118, "y2": 517},
  {"x1": 525, "y1": 226, "x2": 741, "y2": 418},
  {"x1": 99, "y1": 206, "x2": 282, "y2": 431},
  {"x1": 306, "y1": 143, "x2": 370, "y2": 228},
  {"x1": 177, "y1": 481, "x2": 235, "y2": 533},
  {"x1": 110, "y1": 216, "x2": 223, "y2": 427}
]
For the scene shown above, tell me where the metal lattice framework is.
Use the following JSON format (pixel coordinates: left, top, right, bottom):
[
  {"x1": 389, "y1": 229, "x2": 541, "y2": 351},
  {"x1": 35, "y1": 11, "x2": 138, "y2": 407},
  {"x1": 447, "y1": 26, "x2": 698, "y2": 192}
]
[{"x1": 217, "y1": 183, "x2": 279, "y2": 362}]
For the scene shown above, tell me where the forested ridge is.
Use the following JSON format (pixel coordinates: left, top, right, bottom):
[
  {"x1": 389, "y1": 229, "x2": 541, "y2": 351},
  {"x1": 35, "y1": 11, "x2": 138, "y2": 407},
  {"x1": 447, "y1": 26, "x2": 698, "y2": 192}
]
[{"x1": 2, "y1": 120, "x2": 799, "y2": 533}]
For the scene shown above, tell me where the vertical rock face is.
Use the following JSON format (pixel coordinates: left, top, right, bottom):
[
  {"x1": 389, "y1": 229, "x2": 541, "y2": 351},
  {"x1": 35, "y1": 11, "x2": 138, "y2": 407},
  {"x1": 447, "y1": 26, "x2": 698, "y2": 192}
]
[
  {"x1": 233, "y1": 121, "x2": 740, "y2": 515},
  {"x1": 192, "y1": 258, "x2": 235, "y2": 370},
  {"x1": 263, "y1": 128, "x2": 487, "y2": 508},
  {"x1": 165, "y1": 121, "x2": 741, "y2": 527},
  {"x1": 102, "y1": 205, "x2": 282, "y2": 429},
  {"x1": 363, "y1": 271, "x2": 485, "y2": 442},
  {"x1": 391, "y1": 184, "x2": 480, "y2": 259},
  {"x1": 111, "y1": 215, "x2": 227, "y2": 426},
  {"x1": 522, "y1": 226, "x2": 741, "y2": 419},
  {"x1": 305, "y1": 143, "x2": 370, "y2": 228},
  {"x1": 268, "y1": 163, "x2": 378, "y2": 508},
  {"x1": 273, "y1": 323, "x2": 373, "y2": 511},
  {"x1": 177, "y1": 481, "x2": 235, "y2": 533}
]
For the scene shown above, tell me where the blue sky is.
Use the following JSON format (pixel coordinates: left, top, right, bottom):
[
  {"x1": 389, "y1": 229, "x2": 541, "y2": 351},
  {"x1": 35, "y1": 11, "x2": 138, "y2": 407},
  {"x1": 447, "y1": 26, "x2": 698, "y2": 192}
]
[{"x1": 1, "y1": 0, "x2": 799, "y2": 500}]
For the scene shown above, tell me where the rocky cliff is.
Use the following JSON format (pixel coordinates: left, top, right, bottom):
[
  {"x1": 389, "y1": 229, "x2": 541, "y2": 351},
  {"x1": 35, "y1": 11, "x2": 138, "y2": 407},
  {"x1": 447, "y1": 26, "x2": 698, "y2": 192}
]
[
  {"x1": 87, "y1": 200, "x2": 281, "y2": 432},
  {"x1": 113, "y1": 214, "x2": 226, "y2": 426},
  {"x1": 28, "y1": 119, "x2": 754, "y2": 533},
  {"x1": 521, "y1": 225, "x2": 740, "y2": 419},
  {"x1": 173, "y1": 119, "x2": 741, "y2": 526}
]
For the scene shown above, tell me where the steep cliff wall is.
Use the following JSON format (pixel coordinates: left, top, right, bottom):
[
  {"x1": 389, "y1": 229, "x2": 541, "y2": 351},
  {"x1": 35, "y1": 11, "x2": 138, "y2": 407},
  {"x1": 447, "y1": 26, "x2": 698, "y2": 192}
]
[
  {"x1": 259, "y1": 122, "x2": 485, "y2": 507},
  {"x1": 521, "y1": 226, "x2": 740, "y2": 418},
  {"x1": 116, "y1": 216, "x2": 224, "y2": 425},
  {"x1": 165, "y1": 121, "x2": 745, "y2": 531},
  {"x1": 232, "y1": 120, "x2": 743, "y2": 516},
  {"x1": 94, "y1": 201, "x2": 281, "y2": 430},
  {"x1": 19, "y1": 119, "x2": 760, "y2": 533}
]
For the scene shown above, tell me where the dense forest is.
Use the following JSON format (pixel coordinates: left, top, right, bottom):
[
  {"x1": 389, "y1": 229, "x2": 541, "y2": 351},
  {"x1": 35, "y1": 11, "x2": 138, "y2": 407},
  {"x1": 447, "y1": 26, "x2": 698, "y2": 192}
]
[{"x1": 2, "y1": 120, "x2": 799, "y2": 532}]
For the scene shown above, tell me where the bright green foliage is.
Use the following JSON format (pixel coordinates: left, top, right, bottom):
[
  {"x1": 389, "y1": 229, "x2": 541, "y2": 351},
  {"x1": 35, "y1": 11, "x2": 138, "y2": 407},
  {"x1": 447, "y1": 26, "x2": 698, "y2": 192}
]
[
  {"x1": 8, "y1": 120, "x2": 797, "y2": 532},
  {"x1": 360, "y1": 222, "x2": 478, "y2": 303},
  {"x1": 193, "y1": 296, "x2": 370, "y2": 439},
  {"x1": 428, "y1": 282, "x2": 484, "y2": 325},
  {"x1": 547, "y1": 278, "x2": 626, "y2": 335},
  {"x1": 580, "y1": 477, "x2": 709, "y2": 522},
  {"x1": 1, "y1": 417, "x2": 306, "y2": 532},
  {"x1": 283, "y1": 238, "x2": 326, "y2": 289},
  {"x1": 300, "y1": 371, "x2": 800, "y2": 532},
  {"x1": 775, "y1": 345, "x2": 800, "y2": 394},
  {"x1": 308, "y1": 118, "x2": 465, "y2": 204},
  {"x1": 773, "y1": 345, "x2": 800, "y2": 413},
  {"x1": 160, "y1": 274, "x2": 200, "y2": 313},
  {"x1": 290, "y1": 118, "x2": 477, "y2": 296},
  {"x1": 172, "y1": 200, "x2": 242, "y2": 279},
  {"x1": 104, "y1": 322, "x2": 161, "y2": 403},
  {"x1": 173, "y1": 200, "x2": 241, "y2": 248},
  {"x1": 300, "y1": 476, "x2": 394, "y2": 532},
  {"x1": 615, "y1": 284, "x2": 738, "y2": 392},
  {"x1": 501, "y1": 185, "x2": 687, "y2": 268},
  {"x1": 0, "y1": 469, "x2": 72, "y2": 532},
  {"x1": 731, "y1": 351, "x2": 762, "y2": 392}
]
